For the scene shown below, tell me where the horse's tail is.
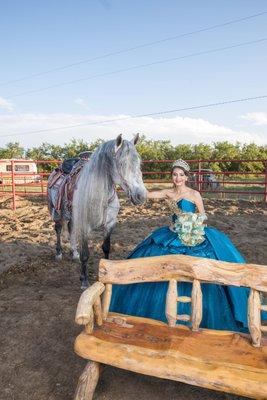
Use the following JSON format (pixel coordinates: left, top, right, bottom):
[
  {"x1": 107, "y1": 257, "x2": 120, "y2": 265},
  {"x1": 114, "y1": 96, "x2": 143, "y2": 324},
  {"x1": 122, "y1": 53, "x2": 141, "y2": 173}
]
[{"x1": 72, "y1": 183, "x2": 93, "y2": 246}]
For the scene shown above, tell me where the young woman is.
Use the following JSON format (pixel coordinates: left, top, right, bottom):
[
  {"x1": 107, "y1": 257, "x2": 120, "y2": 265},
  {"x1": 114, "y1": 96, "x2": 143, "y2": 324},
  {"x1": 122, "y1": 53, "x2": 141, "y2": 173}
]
[{"x1": 110, "y1": 159, "x2": 252, "y2": 332}]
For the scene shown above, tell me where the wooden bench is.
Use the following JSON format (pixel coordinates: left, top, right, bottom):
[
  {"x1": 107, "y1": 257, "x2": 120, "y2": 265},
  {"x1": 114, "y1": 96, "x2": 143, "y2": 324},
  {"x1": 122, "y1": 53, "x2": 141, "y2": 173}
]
[{"x1": 73, "y1": 254, "x2": 267, "y2": 400}]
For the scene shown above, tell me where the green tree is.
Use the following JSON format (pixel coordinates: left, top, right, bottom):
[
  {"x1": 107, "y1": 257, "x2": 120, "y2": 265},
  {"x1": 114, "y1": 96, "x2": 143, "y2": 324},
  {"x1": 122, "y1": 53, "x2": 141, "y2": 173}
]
[
  {"x1": 239, "y1": 143, "x2": 267, "y2": 172},
  {"x1": 0, "y1": 142, "x2": 25, "y2": 159},
  {"x1": 26, "y1": 143, "x2": 66, "y2": 172},
  {"x1": 63, "y1": 138, "x2": 92, "y2": 158},
  {"x1": 136, "y1": 136, "x2": 176, "y2": 179},
  {"x1": 190, "y1": 143, "x2": 213, "y2": 170},
  {"x1": 173, "y1": 144, "x2": 193, "y2": 161},
  {"x1": 211, "y1": 141, "x2": 241, "y2": 172}
]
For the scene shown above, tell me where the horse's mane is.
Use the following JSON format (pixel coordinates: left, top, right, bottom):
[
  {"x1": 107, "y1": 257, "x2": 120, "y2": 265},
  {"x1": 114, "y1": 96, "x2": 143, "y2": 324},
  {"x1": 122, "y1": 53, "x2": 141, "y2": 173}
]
[
  {"x1": 72, "y1": 138, "x2": 138, "y2": 242},
  {"x1": 72, "y1": 140, "x2": 113, "y2": 240}
]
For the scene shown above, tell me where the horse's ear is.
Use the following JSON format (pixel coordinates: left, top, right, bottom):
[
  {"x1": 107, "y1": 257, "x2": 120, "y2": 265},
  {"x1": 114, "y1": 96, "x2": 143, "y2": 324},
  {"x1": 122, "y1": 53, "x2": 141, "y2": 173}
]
[
  {"x1": 115, "y1": 134, "x2": 123, "y2": 153},
  {"x1": 132, "y1": 132, "x2": 140, "y2": 146}
]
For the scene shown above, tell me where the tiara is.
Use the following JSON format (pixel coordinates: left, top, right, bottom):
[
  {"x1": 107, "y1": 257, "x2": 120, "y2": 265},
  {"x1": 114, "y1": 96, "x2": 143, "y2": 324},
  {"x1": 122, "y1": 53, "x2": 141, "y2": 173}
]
[{"x1": 172, "y1": 159, "x2": 190, "y2": 172}]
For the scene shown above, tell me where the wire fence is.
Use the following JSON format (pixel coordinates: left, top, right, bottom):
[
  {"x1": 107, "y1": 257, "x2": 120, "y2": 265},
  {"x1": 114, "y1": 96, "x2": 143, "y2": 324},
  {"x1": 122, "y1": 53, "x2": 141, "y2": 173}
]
[{"x1": 0, "y1": 159, "x2": 266, "y2": 210}]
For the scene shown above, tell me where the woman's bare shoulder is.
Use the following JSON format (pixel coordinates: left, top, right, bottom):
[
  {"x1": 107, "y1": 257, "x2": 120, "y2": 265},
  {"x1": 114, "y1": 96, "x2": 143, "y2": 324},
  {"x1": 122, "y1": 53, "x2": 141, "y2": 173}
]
[
  {"x1": 188, "y1": 188, "x2": 202, "y2": 200},
  {"x1": 187, "y1": 187, "x2": 199, "y2": 195}
]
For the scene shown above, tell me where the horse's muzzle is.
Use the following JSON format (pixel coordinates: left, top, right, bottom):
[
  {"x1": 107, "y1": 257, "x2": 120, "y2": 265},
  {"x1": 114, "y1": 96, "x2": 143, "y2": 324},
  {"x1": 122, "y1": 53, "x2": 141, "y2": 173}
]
[{"x1": 130, "y1": 190, "x2": 147, "y2": 205}]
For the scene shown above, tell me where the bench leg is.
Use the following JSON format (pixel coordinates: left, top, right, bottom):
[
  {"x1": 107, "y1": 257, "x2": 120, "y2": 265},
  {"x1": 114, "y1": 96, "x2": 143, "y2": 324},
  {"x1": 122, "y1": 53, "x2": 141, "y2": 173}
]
[{"x1": 74, "y1": 361, "x2": 100, "y2": 400}]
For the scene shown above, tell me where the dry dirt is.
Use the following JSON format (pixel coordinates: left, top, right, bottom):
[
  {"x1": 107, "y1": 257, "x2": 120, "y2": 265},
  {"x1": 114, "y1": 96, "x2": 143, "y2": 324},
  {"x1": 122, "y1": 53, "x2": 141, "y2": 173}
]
[{"x1": 0, "y1": 195, "x2": 266, "y2": 400}]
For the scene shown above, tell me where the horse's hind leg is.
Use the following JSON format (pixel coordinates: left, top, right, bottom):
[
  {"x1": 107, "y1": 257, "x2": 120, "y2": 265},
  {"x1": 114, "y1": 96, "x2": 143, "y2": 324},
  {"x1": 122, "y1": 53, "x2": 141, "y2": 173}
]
[
  {"x1": 55, "y1": 221, "x2": 63, "y2": 261},
  {"x1": 80, "y1": 240, "x2": 90, "y2": 289},
  {"x1": 68, "y1": 220, "x2": 79, "y2": 260}
]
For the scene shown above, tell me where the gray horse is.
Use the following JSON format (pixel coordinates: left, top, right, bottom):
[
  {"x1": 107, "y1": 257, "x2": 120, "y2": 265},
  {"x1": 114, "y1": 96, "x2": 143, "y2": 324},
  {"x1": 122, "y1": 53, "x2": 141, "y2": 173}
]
[{"x1": 73, "y1": 133, "x2": 147, "y2": 288}]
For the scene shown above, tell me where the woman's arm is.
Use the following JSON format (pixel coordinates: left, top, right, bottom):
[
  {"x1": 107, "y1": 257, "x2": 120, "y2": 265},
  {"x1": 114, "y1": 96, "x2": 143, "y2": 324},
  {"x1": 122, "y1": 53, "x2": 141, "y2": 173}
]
[
  {"x1": 147, "y1": 189, "x2": 169, "y2": 199},
  {"x1": 193, "y1": 191, "x2": 205, "y2": 214}
]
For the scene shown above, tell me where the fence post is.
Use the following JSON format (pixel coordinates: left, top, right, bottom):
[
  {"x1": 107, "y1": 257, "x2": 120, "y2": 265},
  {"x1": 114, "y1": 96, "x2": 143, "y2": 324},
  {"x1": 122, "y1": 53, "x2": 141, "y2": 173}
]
[
  {"x1": 11, "y1": 160, "x2": 16, "y2": 211},
  {"x1": 265, "y1": 161, "x2": 267, "y2": 202},
  {"x1": 198, "y1": 161, "x2": 202, "y2": 192},
  {"x1": 0, "y1": 172, "x2": 3, "y2": 192},
  {"x1": 222, "y1": 172, "x2": 225, "y2": 200},
  {"x1": 41, "y1": 173, "x2": 44, "y2": 196}
]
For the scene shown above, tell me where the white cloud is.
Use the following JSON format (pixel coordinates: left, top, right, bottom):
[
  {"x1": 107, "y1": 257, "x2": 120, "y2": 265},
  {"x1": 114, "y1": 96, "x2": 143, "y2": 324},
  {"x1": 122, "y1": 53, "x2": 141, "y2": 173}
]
[
  {"x1": 0, "y1": 96, "x2": 14, "y2": 112},
  {"x1": 241, "y1": 112, "x2": 267, "y2": 126},
  {"x1": 0, "y1": 112, "x2": 265, "y2": 148}
]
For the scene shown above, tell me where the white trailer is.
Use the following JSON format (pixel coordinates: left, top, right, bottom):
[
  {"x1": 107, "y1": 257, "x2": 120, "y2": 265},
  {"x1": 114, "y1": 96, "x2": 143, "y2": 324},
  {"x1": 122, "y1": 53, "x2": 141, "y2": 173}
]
[{"x1": 0, "y1": 159, "x2": 39, "y2": 184}]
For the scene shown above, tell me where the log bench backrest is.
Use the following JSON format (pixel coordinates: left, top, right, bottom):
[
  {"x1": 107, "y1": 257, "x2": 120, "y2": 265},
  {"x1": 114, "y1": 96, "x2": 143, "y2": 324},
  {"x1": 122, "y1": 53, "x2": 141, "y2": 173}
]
[{"x1": 98, "y1": 254, "x2": 267, "y2": 347}]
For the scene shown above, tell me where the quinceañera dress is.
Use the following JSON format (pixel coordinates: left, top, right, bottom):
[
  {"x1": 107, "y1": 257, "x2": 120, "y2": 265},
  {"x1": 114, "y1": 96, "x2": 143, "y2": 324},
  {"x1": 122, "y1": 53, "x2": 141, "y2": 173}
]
[{"x1": 110, "y1": 198, "x2": 255, "y2": 333}]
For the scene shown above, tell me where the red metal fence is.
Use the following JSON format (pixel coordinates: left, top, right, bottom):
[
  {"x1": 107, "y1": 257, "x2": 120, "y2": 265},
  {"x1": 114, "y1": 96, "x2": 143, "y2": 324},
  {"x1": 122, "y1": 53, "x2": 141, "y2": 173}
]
[{"x1": 0, "y1": 159, "x2": 266, "y2": 210}]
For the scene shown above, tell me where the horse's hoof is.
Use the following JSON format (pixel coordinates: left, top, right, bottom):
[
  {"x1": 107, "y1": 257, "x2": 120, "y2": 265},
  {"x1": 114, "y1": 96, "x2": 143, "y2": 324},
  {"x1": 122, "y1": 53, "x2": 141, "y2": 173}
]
[
  {"x1": 72, "y1": 252, "x2": 80, "y2": 261},
  {"x1": 80, "y1": 280, "x2": 89, "y2": 290},
  {"x1": 55, "y1": 253, "x2": 63, "y2": 261}
]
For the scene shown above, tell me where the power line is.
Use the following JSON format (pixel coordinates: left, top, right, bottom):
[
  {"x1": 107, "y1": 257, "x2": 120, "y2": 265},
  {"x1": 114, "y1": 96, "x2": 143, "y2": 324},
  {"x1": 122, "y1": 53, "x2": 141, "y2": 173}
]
[
  {"x1": 0, "y1": 10, "x2": 266, "y2": 87},
  {"x1": 1, "y1": 94, "x2": 266, "y2": 139},
  {"x1": 8, "y1": 37, "x2": 267, "y2": 98}
]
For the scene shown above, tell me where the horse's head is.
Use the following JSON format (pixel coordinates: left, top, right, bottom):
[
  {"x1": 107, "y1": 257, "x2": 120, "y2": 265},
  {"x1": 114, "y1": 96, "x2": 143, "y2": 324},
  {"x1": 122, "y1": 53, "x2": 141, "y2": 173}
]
[{"x1": 113, "y1": 134, "x2": 147, "y2": 205}]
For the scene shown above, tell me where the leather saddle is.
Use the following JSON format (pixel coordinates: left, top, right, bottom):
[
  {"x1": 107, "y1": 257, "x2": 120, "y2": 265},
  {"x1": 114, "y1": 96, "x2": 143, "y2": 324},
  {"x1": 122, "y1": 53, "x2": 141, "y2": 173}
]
[{"x1": 48, "y1": 158, "x2": 88, "y2": 215}]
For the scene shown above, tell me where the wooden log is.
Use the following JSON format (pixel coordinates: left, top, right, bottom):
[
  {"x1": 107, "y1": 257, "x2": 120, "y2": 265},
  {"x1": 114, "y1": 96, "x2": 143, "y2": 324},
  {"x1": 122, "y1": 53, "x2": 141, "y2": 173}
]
[
  {"x1": 102, "y1": 283, "x2": 112, "y2": 320},
  {"x1": 248, "y1": 289, "x2": 262, "y2": 347},
  {"x1": 191, "y1": 279, "x2": 203, "y2": 331},
  {"x1": 177, "y1": 296, "x2": 191, "y2": 303},
  {"x1": 177, "y1": 314, "x2": 190, "y2": 322},
  {"x1": 165, "y1": 279, "x2": 177, "y2": 327},
  {"x1": 93, "y1": 297, "x2": 103, "y2": 326},
  {"x1": 75, "y1": 316, "x2": 267, "y2": 400},
  {"x1": 106, "y1": 315, "x2": 134, "y2": 328},
  {"x1": 99, "y1": 255, "x2": 267, "y2": 292},
  {"x1": 84, "y1": 310, "x2": 94, "y2": 334},
  {"x1": 74, "y1": 360, "x2": 100, "y2": 400},
  {"x1": 75, "y1": 282, "x2": 105, "y2": 325}
]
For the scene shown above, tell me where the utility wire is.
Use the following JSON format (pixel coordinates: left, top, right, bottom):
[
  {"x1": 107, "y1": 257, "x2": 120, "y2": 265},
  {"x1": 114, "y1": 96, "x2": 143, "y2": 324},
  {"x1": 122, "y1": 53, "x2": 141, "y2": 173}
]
[
  {"x1": 0, "y1": 10, "x2": 266, "y2": 87},
  {"x1": 8, "y1": 37, "x2": 267, "y2": 98},
  {"x1": 1, "y1": 94, "x2": 266, "y2": 139}
]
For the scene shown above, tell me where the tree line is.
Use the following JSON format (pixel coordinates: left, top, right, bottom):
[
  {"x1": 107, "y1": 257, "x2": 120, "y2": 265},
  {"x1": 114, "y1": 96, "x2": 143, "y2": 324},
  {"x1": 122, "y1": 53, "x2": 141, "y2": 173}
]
[{"x1": 0, "y1": 136, "x2": 266, "y2": 173}]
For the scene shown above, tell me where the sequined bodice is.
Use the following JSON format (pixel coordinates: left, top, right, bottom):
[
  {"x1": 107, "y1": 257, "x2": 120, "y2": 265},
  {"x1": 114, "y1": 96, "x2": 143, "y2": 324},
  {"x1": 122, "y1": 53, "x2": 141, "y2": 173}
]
[{"x1": 167, "y1": 198, "x2": 197, "y2": 215}]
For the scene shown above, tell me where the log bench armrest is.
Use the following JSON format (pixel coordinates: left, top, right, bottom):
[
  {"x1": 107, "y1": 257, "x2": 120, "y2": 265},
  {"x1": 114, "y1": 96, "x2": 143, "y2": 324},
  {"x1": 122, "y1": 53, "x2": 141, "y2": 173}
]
[{"x1": 75, "y1": 282, "x2": 105, "y2": 328}]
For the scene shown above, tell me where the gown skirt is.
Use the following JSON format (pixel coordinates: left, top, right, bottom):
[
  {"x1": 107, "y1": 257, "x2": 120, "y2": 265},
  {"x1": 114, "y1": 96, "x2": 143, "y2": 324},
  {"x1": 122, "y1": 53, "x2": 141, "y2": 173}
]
[{"x1": 110, "y1": 199, "x2": 264, "y2": 333}]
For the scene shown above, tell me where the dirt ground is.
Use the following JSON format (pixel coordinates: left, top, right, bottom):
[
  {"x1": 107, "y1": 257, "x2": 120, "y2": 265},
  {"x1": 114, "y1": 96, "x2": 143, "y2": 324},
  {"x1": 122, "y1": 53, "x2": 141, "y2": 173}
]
[{"x1": 0, "y1": 195, "x2": 266, "y2": 400}]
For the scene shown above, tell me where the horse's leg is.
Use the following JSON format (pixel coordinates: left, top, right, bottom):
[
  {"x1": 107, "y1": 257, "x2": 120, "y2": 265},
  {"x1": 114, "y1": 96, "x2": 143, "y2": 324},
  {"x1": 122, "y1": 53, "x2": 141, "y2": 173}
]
[
  {"x1": 68, "y1": 220, "x2": 79, "y2": 260},
  {"x1": 55, "y1": 221, "x2": 63, "y2": 261},
  {"x1": 80, "y1": 239, "x2": 90, "y2": 289},
  {"x1": 102, "y1": 233, "x2": 111, "y2": 259},
  {"x1": 101, "y1": 195, "x2": 120, "y2": 259}
]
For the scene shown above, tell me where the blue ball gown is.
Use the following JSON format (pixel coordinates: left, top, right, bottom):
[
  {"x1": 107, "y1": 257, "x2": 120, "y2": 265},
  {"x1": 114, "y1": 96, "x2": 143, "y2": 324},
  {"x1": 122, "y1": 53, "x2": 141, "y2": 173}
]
[{"x1": 110, "y1": 199, "x2": 260, "y2": 333}]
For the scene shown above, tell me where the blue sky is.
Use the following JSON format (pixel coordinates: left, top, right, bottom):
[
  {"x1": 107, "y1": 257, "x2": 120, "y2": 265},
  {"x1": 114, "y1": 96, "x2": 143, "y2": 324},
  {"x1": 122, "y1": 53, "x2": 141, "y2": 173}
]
[{"x1": 0, "y1": 0, "x2": 266, "y2": 148}]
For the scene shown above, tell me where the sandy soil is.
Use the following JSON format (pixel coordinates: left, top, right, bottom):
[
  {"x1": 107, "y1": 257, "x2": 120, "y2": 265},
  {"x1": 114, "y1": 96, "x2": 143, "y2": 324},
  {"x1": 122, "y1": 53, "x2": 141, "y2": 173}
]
[{"x1": 0, "y1": 195, "x2": 266, "y2": 400}]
